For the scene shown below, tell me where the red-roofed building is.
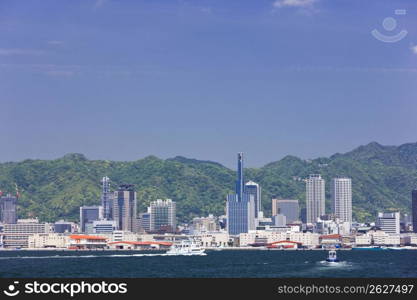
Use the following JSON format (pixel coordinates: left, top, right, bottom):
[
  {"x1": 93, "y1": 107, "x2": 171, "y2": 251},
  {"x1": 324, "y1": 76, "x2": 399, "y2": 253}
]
[
  {"x1": 107, "y1": 241, "x2": 172, "y2": 250},
  {"x1": 266, "y1": 240, "x2": 302, "y2": 249},
  {"x1": 68, "y1": 234, "x2": 107, "y2": 250},
  {"x1": 319, "y1": 234, "x2": 341, "y2": 247}
]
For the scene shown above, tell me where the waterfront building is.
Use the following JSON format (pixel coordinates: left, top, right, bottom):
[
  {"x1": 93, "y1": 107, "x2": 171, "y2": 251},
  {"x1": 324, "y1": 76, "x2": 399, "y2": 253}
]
[
  {"x1": 355, "y1": 234, "x2": 372, "y2": 246},
  {"x1": 331, "y1": 178, "x2": 352, "y2": 224},
  {"x1": 306, "y1": 174, "x2": 325, "y2": 224},
  {"x1": 245, "y1": 181, "x2": 262, "y2": 218},
  {"x1": 28, "y1": 233, "x2": 70, "y2": 249},
  {"x1": 272, "y1": 199, "x2": 299, "y2": 224},
  {"x1": 198, "y1": 232, "x2": 231, "y2": 248},
  {"x1": 0, "y1": 194, "x2": 17, "y2": 224},
  {"x1": 149, "y1": 199, "x2": 176, "y2": 232},
  {"x1": 80, "y1": 206, "x2": 103, "y2": 233},
  {"x1": 1, "y1": 219, "x2": 51, "y2": 248},
  {"x1": 413, "y1": 190, "x2": 417, "y2": 233},
  {"x1": 113, "y1": 184, "x2": 137, "y2": 232},
  {"x1": 376, "y1": 212, "x2": 400, "y2": 235},
  {"x1": 226, "y1": 153, "x2": 256, "y2": 235},
  {"x1": 92, "y1": 220, "x2": 117, "y2": 233},
  {"x1": 101, "y1": 176, "x2": 113, "y2": 220},
  {"x1": 68, "y1": 234, "x2": 107, "y2": 250},
  {"x1": 238, "y1": 230, "x2": 320, "y2": 248}
]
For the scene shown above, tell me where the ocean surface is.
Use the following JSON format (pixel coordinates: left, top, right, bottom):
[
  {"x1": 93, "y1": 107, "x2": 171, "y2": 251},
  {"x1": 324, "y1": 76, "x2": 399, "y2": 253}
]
[{"x1": 0, "y1": 250, "x2": 416, "y2": 278}]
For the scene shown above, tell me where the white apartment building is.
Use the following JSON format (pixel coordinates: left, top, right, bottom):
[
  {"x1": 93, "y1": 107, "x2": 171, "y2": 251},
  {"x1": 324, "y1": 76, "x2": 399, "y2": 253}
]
[
  {"x1": 331, "y1": 178, "x2": 352, "y2": 224},
  {"x1": 306, "y1": 175, "x2": 325, "y2": 224}
]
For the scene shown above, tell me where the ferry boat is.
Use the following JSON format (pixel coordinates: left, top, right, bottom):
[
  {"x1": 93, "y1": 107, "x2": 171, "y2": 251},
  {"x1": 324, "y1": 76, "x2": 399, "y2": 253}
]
[
  {"x1": 325, "y1": 250, "x2": 339, "y2": 263},
  {"x1": 166, "y1": 239, "x2": 206, "y2": 256}
]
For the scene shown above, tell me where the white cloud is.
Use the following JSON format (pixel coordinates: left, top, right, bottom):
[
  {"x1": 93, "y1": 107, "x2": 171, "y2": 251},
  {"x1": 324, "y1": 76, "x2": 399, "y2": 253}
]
[
  {"x1": 273, "y1": 0, "x2": 317, "y2": 8},
  {"x1": 0, "y1": 48, "x2": 45, "y2": 56},
  {"x1": 411, "y1": 45, "x2": 417, "y2": 55}
]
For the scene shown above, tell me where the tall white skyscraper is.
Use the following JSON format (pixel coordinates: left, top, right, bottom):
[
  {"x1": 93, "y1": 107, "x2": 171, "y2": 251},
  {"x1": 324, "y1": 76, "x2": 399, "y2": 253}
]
[
  {"x1": 306, "y1": 174, "x2": 325, "y2": 224},
  {"x1": 331, "y1": 178, "x2": 352, "y2": 223}
]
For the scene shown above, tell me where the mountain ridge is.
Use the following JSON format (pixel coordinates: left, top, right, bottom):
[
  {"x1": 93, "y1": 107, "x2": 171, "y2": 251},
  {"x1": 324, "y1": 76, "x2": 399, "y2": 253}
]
[{"x1": 0, "y1": 142, "x2": 416, "y2": 223}]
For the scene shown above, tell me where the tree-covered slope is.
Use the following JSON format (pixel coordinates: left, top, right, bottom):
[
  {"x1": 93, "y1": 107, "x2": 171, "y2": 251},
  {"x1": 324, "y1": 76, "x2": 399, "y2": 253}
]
[{"x1": 0, "y1": 142, "x2": 416, "y2": 223}]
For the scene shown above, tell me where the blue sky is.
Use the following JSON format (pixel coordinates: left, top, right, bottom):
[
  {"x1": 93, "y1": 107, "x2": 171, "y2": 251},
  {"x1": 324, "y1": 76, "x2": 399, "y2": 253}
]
[{"x1": 1, "y1": 0, "x2": 417, "y2": 168}]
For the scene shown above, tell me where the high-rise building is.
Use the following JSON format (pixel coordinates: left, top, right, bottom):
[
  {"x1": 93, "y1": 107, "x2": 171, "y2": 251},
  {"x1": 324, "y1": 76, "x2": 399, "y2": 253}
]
[
  {"x1": 413, "y1": 190, "x2": 417, "y2": 233},
  {"x1": 101, "y1": 176, "x2": 113, "y2": 220},
  {"x1": 113, "y1": 184, "x2": 137, "y2": 232},
  {"x1": 331, "y1": 178, "x2": 352, "y2": 223},
  {"x1": 227, "y1": 193, "x2": 255, "y2": 235},
  {"x1": 236, "y1": 152, "x2": 244, "y2": 201},
  {"x1": 272, "y1": 199, "x2": 299, "y2": 224},
  {"x1": 376, "y1": 212, "x2": 400, "y2": 235},
  {"x1": 226, "y1": 153, "x2": 255, "y2": 235},
  {"x1": 0, "y1": 194, "x2": 17, "y2": 224},
  {"x1": 139, "y1": 212, "x2": 151, "y2": 233},
  {"x1": 306, "y1": 174, "x2": 325, "y2": 224},
  {"x1": 80, "y1": 206, "x2": 103, "y2": 233},
  {"x1": 149, "y1": 199, "x2": 176, "y2": 232},
  {"x1": 245, "y1": 181, "x2": 261, "y2": 218}
]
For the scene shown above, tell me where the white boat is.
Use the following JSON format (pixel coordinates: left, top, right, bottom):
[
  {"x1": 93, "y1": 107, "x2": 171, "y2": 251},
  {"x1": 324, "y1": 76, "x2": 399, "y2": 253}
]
[
  {"x1": 166, "y1": 239, "x2": 206, "y2": 256},
  {"x1": 325, "y1": 250, "x2": 339, "y2": 263}
]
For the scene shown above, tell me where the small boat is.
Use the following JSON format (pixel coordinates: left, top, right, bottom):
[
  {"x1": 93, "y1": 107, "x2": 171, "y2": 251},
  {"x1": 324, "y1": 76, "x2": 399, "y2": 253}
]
[
  {"x1": 325, "y1": 250, "x2": 339, "y2": 263},
  {"x1": 166, "y1": 239, "x2": 206, "y2": 256}
]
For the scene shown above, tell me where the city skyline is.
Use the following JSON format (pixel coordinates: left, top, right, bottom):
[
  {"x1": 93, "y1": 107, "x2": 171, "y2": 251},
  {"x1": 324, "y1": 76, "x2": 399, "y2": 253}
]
[{"x1": 1, "y1": 0, "x2": 417, "y2": 168}]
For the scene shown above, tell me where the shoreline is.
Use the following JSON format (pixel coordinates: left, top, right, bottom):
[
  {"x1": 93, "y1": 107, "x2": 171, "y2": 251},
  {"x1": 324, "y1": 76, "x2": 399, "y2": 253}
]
[{"x1": 1, "y1": 246, "x2": 417, "y2": 251}]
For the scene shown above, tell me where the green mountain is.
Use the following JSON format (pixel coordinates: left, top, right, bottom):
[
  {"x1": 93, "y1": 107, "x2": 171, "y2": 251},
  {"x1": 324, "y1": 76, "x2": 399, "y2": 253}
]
[{"x1": 0, "y1": 142, "x2": 416, "y2": 223}]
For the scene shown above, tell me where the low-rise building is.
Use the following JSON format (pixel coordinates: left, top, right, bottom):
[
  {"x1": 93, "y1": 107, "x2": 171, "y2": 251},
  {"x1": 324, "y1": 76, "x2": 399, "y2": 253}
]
[
  {"x1": 199, "y1": 232, "x2": 231, "y2": 248},
  {"x1": 93, "y1": 220, "x2": 117, "y2": 233},
  {"x1": 1, "y1": 219, "x2": 51, "y2": 248},
  {"x1": 355, "y1": 234, "x2": 372, "y2": 246},
  {"x1": 68, "y1": 234, "x2": 107, "y2": 250},
  {"x1": 28, "y1": 233, "x2": 70, "y2": 249}
]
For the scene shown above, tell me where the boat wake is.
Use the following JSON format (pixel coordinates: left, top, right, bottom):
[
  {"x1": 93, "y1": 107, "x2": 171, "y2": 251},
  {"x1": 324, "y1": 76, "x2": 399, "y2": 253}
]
[
  {"x1": 0, "y1": 253, "x2": 207, "y2": 260},
  {"x1": 317, "y1": 260, "x2": 352, "y2": 268}
]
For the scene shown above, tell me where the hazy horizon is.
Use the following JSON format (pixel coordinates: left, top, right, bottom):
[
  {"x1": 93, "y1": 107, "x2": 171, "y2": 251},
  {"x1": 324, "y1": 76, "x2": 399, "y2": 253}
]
[{"x1": 1, "y1": 140, "x2": 416, "y2": 169}]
